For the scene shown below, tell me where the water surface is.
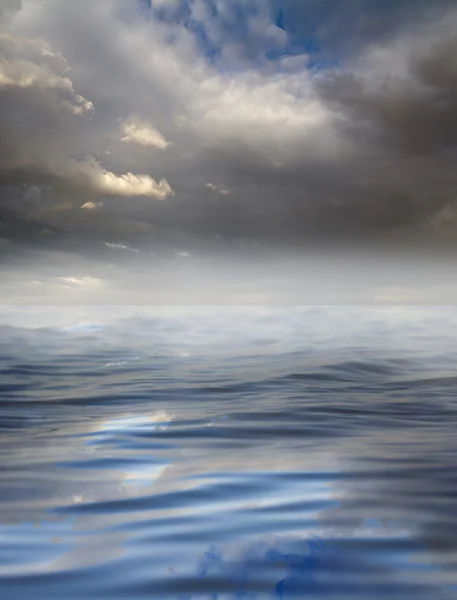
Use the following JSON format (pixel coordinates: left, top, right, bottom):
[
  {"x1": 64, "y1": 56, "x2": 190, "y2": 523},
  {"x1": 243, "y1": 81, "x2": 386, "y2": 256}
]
[{"x1": 1, "y1": 306, "x2": 456, "y2": 599}]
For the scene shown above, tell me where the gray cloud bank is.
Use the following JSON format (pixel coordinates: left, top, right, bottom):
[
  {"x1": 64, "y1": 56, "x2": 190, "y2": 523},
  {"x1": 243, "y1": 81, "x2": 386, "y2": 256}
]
[{"x1": 1, "y1": 0, "x2": 457, "y2": 248}]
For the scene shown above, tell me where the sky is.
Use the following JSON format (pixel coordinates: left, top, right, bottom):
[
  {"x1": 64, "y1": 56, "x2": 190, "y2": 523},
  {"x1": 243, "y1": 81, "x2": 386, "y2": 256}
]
[{"x1": 1, "y1": 0, "x2": 457, "y2": 303}]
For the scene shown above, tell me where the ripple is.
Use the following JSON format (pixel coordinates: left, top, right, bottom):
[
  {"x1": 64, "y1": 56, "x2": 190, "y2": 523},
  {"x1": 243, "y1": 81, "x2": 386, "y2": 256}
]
[{"x1": 1, "y1": 307, "x2": 457, "y2": 598}]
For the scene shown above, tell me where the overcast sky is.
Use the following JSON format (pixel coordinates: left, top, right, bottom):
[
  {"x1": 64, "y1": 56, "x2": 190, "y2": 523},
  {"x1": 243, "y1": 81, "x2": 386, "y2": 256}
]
[{"x1": 1, "y1": 0, "x2": 457, "y2": 250}]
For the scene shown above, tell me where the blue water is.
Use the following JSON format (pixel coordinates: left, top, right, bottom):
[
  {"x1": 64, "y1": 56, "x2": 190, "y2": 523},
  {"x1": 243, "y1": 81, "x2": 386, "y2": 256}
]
[{"x1": 1, "y1": 306, "x2": 457, "y2": 599}]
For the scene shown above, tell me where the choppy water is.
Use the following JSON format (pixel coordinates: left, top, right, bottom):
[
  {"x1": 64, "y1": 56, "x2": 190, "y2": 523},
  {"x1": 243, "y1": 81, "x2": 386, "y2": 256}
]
[{"x1": 1, "y1": 306, "x2": 457, "y2": 599}]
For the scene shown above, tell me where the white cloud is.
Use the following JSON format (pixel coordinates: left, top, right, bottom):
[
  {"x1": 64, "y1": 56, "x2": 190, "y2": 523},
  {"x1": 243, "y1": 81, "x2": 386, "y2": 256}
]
[
  {"x1": 21, "y1": 150, "x2": 173, "y2": 200},
  {"x1": 58, "y1": 276, "x2": 102, "y2": 287},
  {"x1": 95, "y1": 169, "x2": 172, "y2": 198},
  {"x1": 121, "y1": 116, "x2": 170, "y2": 149},
  {"x1": 206, "y1": 182, "x2": 231, "y2": 195},
  {"x1": 0, "y1": 26, "x2": 94, "y2": 115},
  {"x1": 0, "y1": 14, "x2": 171, "y2": 207},
  {"x1": 105, "y1": 242, "x2": 139, "y2": 253},
  {"x1": 81, "y1": 201, "x2": 103, "y2": 210}
]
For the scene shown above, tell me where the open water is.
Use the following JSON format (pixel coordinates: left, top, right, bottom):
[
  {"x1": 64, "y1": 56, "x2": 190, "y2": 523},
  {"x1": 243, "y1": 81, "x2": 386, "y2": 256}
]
[{"x1": 1, "y1": 306, "x2": 456, "y2": 599}]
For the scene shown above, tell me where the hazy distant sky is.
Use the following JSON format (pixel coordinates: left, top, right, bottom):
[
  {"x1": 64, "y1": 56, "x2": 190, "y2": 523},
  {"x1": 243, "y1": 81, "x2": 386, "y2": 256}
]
[{"x1": 1, "y1": 0, "x2": 457, "y2": 250}]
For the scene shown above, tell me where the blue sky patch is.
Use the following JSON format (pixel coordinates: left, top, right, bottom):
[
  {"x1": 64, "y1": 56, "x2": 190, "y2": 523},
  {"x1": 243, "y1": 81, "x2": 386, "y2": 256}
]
[{"x1": 137, "y1": 0, "x2": 338, "y2": 73}]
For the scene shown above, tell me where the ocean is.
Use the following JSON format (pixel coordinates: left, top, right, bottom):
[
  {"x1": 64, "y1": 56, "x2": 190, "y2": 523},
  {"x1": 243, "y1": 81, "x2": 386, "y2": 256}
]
[{"x1": 1, "y1": 306, "x2": 456, "y2": 599}]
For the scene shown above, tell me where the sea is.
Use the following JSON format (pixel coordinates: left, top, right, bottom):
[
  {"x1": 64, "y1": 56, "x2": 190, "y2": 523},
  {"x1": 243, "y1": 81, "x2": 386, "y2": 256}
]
[{"x1": 0, "y1": 305, "x2": 456, "y2": 599}]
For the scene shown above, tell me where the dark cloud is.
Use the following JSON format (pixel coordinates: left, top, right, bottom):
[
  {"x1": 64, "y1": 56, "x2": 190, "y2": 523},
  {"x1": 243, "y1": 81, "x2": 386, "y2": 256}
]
[
  {"x1": 270, "y1": 0, "x2": 456, "y2": 60},
  {"x1": 0, "y1": 0, "x2": 21, "y2": 14},
  {"x1": 1, "y1": 0, "x2": 457, "y2": 250},
  {"x1": 317, "y1": 38, "x2": 457, "y2": 156}
]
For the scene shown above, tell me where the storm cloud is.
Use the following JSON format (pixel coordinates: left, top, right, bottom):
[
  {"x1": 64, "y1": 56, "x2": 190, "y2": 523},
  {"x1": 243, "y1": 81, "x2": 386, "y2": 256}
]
[{"x1": 1, "y1": 0, "x2": 457, "y2": 246}]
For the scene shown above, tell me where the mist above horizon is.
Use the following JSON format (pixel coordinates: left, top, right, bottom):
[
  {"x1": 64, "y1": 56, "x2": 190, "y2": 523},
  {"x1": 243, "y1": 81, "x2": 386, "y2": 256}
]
[{"x1": 2, "y1": 241, "x2": 457, "y2": 305}]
